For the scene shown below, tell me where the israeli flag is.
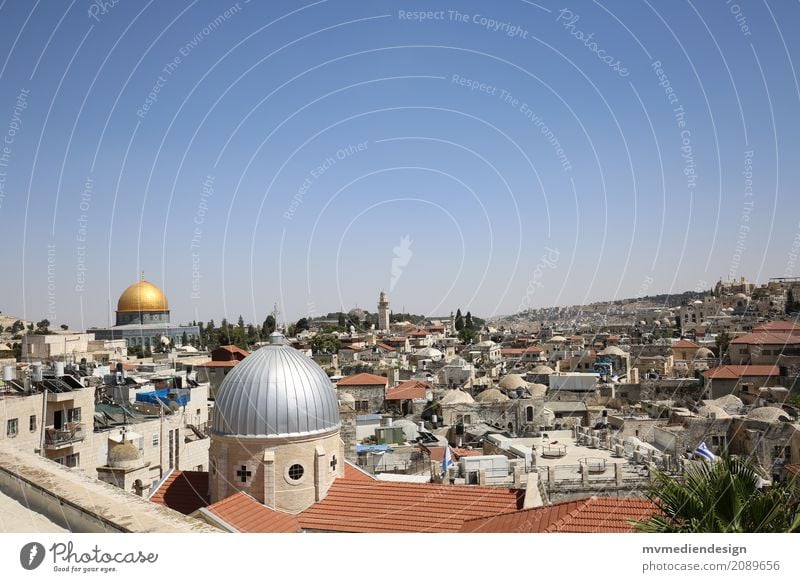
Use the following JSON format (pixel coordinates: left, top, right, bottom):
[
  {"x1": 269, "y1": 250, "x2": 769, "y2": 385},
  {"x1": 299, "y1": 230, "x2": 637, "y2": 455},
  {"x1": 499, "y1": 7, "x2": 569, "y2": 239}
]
[
  {"x1": 695, "y1": 441, "x2": 717, "y2": 462},
  {"x1": 442, "y1": 445, "x2": 454, "y2": 477}
]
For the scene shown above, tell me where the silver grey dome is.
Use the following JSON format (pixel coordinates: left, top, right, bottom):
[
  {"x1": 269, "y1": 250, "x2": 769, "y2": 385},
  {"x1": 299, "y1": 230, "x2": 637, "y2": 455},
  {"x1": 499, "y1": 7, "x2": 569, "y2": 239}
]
[{"x1": 212, "y1": 332, "x2": 340, "y2": 437}]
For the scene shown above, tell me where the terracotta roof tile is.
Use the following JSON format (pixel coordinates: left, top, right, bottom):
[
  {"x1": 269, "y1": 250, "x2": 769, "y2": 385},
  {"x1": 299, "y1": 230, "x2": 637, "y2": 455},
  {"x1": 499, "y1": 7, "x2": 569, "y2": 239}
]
[
  {"x1": 672, "y1": 339, "x2": 700, "y2": 349},
  {"x1": 704, "y1": 365, "x2": 780, "y2": 379},
  {"x1": 337, "y1": 372, "x2": 388, "y2": 386},
  {"x1": 730, "y1": 332, "x2": 800, "y2": 345},
  {"x1": 386, "y1": 380, "x2": 430, "y2": 400},
  {"x1": 298, "y1": 479, "x2": 523, "y2": 532},
  {"x1": 460, "y1": 496, "x2": 659, "y2": 533},
  {"x1": 204, "y1": 492, "x2": 300, "y2": 533},
  {"x1": 150, "y1": 471, "x2": 209, "y2": 515},
  {"x1": 195, "y1": 360, "x2": 239, "y2": 368},
  {"x1": 343, "y1": 460, "x2": 377, "y2": 481}
]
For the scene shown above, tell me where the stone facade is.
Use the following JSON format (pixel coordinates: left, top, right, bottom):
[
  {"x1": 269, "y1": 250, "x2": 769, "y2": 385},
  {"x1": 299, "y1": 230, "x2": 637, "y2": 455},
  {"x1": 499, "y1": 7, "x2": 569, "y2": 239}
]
[{"x1": 209, "y1": 429, "x2": 344, "y2": 513}]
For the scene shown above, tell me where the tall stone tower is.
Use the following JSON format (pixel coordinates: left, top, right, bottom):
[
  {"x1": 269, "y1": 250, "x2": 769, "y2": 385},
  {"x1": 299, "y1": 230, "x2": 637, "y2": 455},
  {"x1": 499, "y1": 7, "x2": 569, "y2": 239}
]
[{"x1": 378, "y1": 291, "x2": 390, "y2": 331}]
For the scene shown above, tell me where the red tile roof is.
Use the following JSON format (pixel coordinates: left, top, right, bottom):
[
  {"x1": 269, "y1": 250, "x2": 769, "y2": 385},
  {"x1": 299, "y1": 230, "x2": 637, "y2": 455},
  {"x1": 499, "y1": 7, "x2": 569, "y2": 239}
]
[
  {"x1": 343, "y1": 460, "x2": 376, "y2": 481},
  {"x1": 730, "y1": 332, "x2": 800, "y2": 345},
  {"x1": 501, "y1": 348, "x2": 525, "y2": 356},
  {"x1": 386, "y1": 380, "x2": 430, "y2": 400},
  {"x1": 753, "y1": 321, "x2": 800, "y2": 335},
  {"x1": 451, "y1": 447, "x2": 482, "y2": 459},
  {"x1": 204, "y1": 492, "x2": 300, "y2": 533},
  {"x1": 704, "y1": 365, "x2": 780, "y2": 379},
  {"x1": 460, "y1": 496, "x2": 659, "y2": 533},
  {"x1": 376, "y1": 343, "x2": 397, "y2": 352},
  {"x1": 195, "y1": 360, "x2": 239, "y2": 368},
  {"x1": 672, "y1": 339, "x2": 700, "y2": 349},
  {"x1": 298, "y1": 479, "x2": 524, "y2": 532},
  {"x1": 337, "y1": 372, "x2": 388, "y2": 386},
  {"x1": 150, "y1": 471, "x2": 209, "y2": 515}
]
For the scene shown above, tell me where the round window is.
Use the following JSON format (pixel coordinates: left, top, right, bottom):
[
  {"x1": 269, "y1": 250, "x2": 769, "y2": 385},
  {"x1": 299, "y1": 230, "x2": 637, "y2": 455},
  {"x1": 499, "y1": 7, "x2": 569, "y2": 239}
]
[{"x1": 288, "y1": 464, "x2": 304, "y2": 481}]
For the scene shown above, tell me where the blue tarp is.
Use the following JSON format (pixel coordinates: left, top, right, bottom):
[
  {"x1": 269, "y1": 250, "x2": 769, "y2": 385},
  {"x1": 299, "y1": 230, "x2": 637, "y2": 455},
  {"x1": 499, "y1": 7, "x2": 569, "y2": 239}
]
[
  {"x1": 356, "y1": 444, "x2": 394, "y2": 454},
  {"x1": 135, "y1": 389, "x2": 189, "y2": 407}
]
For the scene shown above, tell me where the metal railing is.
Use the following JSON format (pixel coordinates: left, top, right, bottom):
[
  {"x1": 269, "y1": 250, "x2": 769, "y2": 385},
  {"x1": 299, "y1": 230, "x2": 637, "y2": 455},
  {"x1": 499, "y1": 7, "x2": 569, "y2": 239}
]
[{"x1": 44, "y1": 423, "x2": 85, "y2": 447}]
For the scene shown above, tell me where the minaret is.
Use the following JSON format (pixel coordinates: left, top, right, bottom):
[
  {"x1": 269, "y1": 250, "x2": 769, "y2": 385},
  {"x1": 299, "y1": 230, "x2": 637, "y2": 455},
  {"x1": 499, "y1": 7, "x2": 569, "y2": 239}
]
[{"x1": 378, "y1": 291, "x2": 390, "y2": 332}]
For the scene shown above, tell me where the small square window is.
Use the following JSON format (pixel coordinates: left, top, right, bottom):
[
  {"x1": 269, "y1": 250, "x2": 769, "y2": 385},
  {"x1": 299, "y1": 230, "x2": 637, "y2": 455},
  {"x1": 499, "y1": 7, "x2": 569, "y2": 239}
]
[{"x1": 6, "y1": 418, "x2": 18, "y2": 437}]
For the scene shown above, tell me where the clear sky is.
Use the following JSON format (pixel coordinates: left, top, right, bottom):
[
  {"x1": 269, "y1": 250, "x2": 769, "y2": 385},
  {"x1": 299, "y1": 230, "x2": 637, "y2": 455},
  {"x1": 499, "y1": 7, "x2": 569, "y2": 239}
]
[{"x1": 0, "y1": 1, "x2": 798, "y2": 329}]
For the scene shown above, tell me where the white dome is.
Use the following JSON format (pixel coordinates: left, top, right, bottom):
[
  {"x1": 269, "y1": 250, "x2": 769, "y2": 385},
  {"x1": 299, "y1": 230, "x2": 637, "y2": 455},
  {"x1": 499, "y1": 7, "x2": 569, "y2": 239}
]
[
  {"x1": 527, "y1": 383, "x2": 547, "y2": 398},
  {"x1": 475, "y1": 340, "x2": 495, "y2": 348},
  {"x1": 747, "y1": 407, "x2": 790, "y2": 423},
  {"x1": 599, "y1": 346, "x2": 627, "y2": 357},
  {"x1": 694, "y1": 347, "x2": 715, "y2": 359},
  {"x1": 548, "y1": 335, "x2": 567, "y2": 343},
  {"x1": 440, "y1": 389, "x2": 474, "y2": 405},
  {"x1": 498, "y1": 374, "x2": 528, "y2": 391},
  {"x1": 213, "y1": 332, "x2": 340, "y2": 438},
  {"x1": 531, "y1": 365, "x2": 555, "y2": 374},
  {"x1": 475, "y1": 388, "x2": 509, "y2": 402},
  {"x1": 415, "y1": 347, "x2": 443, "y2": 359}
]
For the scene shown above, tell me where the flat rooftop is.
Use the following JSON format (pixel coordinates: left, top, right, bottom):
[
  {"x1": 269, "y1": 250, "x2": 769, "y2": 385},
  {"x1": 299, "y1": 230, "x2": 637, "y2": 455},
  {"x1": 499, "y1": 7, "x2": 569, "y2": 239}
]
[{"x1": 0, "y1": 489, "x2": 67, "y2": 533}]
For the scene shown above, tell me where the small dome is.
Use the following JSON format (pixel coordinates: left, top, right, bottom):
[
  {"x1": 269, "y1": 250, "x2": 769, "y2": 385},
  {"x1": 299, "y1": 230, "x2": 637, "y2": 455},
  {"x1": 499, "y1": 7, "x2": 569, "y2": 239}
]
[
  {"x1": 527, "y1": 383, "x2": 547, "y2": 398},
  {"x1": 415, "y1": 347, "x2": 443, "y2": 359},
  {"x1": 548, "y1": 335, "x2": 567, "y2": 343},
  {"x1": 475, "y1": 340, "x2": 495, "y2": 348},
  {"x1": 599, "y1": 346, "x2": 627, "y2": 357},
  {"x1": 213, "y1": 332, "x2": 340, "y2": 438},
  {"x1": 694, "y1": 347, "x2": 715, "y2": 359},
  {"x1": 498, "y1": 374, "x2": 528, "y2": 391},
  {"x1": 530, "y1": 365, "x2": 555, "y2": 375},
  {"x1": 475, "y1": 388, "x2": 509, "y2": 402},
  {"x1": 747, "y1": 407, "x2": 790, "y2": 423},
  {"x1": 117, "y1": 279, "x2": 169, "y2": 312},
  {"x1": 108, "y1": 441, "x2": 142, "y2": 469},
  {"x1": 440, "y1": 389, "x2": 474, "y2": 405}
]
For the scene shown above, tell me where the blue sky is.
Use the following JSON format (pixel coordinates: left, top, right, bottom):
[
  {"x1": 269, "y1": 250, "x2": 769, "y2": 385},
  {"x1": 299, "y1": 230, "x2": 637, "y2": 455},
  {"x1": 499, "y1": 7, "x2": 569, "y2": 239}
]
[{"x1": 0, "y1": 0, "x2": 798, "y2": 329}]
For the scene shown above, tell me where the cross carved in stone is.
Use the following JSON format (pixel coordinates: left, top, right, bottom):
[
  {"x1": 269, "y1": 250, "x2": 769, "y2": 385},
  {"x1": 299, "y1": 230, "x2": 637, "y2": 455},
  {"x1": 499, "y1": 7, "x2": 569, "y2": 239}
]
[
  {"x1": 330, "y1": 455, "x2": 338, "y2": 471},
  {"x1": 236, "y1": 465, "x2": 252, "y2": 483}
]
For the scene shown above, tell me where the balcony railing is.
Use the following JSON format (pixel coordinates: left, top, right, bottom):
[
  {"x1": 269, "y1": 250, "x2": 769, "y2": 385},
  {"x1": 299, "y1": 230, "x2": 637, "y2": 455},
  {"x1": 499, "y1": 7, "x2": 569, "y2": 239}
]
[{"x1": 44, "y1": 423, "x2": 85, "y2": 449}]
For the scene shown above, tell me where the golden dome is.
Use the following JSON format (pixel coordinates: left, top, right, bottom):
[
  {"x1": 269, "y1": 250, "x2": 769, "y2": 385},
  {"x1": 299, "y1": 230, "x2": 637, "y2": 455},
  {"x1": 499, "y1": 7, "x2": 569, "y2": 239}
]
[{"x1": 117, "y1": 279, "x2": 169, "y2": 313}]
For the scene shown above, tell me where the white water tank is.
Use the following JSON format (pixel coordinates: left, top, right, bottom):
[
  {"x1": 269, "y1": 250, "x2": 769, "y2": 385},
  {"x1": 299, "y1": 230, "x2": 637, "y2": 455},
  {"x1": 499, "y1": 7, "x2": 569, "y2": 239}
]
[
  {"x1": 3, "y1": 365, "x2": 14, "y2": 381},
  {"x1": 55, "y1": 362, "x2": 65, "y2": 377},
  {"x1": 31, "y1": 363, "x2": 43, "y2": 382}
]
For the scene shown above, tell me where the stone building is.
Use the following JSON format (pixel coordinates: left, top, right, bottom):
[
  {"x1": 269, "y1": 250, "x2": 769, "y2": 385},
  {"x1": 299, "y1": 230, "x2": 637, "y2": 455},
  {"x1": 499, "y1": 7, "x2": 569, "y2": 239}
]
[
  {"x1": 209, "y1": 332, "x2": 344, "y2": 513},
  {"x1": 335, "y1": 372, "x2": 388, "y2": 413},
  {"x1": 92, "y1": 276, "x2": 200, "y2": 350}
]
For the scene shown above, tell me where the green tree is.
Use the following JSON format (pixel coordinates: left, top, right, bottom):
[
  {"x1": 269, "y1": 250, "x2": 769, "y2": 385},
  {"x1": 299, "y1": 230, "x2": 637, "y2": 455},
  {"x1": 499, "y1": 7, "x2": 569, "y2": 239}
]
[
  {"x1": 60, "y1": 324, "x2": 69, "y2": 330},
  {"x1": 263, "y1": 315, "x2": 276, "y2": 335},
  {"x1": 181, "y1": 331, "x2": 189, "y2": 346},
  {"x1": 458, "y1": 327, "x2": 477, "y2": 344},
  {"x1": 35, "y1": 319, "x2": 50, "y2": 334},
  {"x1": 636, "y1": 455, "x2": 800, "y2": 533},
  {"x1": 295, "y1": 317, "x2": 310, "y2": 333},
  {"x1": 715, "y1": 331, "x2": 731, "y2": 362},
  {"x1": 465, "y1": 311, "x2": 474, "y2": 330},
  {"x1": 311, "y1": 333, "x2": 340, "y2": 355},
  {"x1": 455, "y1": 308, "x2": 464, "y2": 331},
  {"x1": 237, "y1": 315, "x2": 245, "y2": 329},
  {"x1": 10, "y1": 320, "x2": 24, "y2": 334}
]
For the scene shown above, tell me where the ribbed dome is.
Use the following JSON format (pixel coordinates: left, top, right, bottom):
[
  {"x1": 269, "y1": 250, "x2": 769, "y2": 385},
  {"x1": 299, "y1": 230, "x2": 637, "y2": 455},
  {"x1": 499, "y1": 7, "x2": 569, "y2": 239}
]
[
  {"x1": 498, "y1": 374, "x2": 528, "y2": 391},
  {"x1": 213, "y1": 332, "x2": 340, "y2": 438},
  {"x1": 117, "y1": 279, "x2": 169, "y2": 312}
]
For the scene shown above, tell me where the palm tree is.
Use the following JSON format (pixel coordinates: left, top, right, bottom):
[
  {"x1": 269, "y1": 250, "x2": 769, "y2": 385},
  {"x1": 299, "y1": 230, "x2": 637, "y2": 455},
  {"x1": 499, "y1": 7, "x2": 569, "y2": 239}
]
[{"x1": 636, "y1": 455, "x2": 800, "y2": 533}]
